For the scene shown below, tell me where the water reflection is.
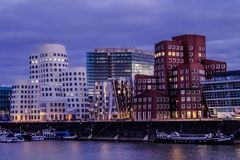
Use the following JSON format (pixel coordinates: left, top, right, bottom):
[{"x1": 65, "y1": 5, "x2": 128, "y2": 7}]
[{"x1": 0, "y1": 141, "x2": 240, "y2": 160}]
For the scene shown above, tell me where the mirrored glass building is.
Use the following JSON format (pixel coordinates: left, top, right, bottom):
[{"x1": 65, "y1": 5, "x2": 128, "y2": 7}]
[
  {"x1": 202, "y1": 70, "x2": 240, "y2": 118},
  {"x1": 86, "y1": 48, "x2": 154, "y2": 95}
]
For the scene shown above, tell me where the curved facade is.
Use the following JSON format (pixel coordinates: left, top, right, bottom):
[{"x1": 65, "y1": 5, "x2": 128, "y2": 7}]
[
  {"x1": 11, "y1": 44, "x2": 89, "y2": 122},
  {"x1": 61, "y1": 67, "x2": 89, "y2": 120},
  {"x1": 11, "y1": 80, "x2": 41, "y2": 121}
]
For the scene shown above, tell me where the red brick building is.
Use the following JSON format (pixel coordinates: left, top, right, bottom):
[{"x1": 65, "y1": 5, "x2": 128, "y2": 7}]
[
  {"x1": 202, "y1": 59, "x2": 226, "y2": 79},
  {"x1": 133, "y1": 90, "x2": 170, "y2": 120},
  {"x1": 133, "y1": 34, "x2": 227, "y2": 120},
  {"x1": 134, "y1": 74, "x2": 158, "y2": 95}
]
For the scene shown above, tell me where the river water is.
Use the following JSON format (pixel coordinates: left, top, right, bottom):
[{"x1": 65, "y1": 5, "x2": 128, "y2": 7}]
[{"x1": 0, "y1": 141, "x2": 240, "y2": 160}]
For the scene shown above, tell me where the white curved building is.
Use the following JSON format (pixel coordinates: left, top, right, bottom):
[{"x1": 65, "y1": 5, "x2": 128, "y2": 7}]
[
  {"x1": 11, "y1": 43, "x2": 89, "y2": 122},
  {"x1": 61, "y1": 67, "x2": 89, "y2": 120},
  {"x1": 11, "y1": 80, "x2": 40, "y2": 121}
]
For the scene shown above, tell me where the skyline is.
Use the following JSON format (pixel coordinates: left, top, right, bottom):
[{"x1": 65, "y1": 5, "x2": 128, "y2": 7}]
[{"x1": 1, "y1": 0, "x2": 240, "y2": 84}]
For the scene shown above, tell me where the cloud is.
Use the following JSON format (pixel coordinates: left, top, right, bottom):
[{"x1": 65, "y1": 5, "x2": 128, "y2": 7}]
[{"x1": 0, "y1": 0, "x2": 240, "y2": 84}]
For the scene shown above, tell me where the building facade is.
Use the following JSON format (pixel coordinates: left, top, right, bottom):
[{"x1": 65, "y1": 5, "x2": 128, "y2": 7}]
[
  {"x1": 0, "y1": 86, "x2": 12, "y2": 121},
  {"x1": 92, "y1": 77, "x2": 133, "y2": 120},
  {"x1": 11, "y1": 44, "x2": 89, "y2": 122},
  {"x1": 86, "y1": 48, "x2": 154, "y2": 95},
  {"x1": 202, "y1": 70, "x2": 240, "y2": 118},
  {"x1": 61, "y1": 67, "x2": 89, "y2": 120},
  {"x1": 133, "y1": 34, "x2": 227, "y2": 120},
  {"x1": 11, "y1": 80, "x2": 38, "y2": 121}
]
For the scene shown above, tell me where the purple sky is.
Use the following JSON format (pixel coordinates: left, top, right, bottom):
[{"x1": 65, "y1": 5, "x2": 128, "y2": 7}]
[{"x1": 0, "y1": 0, "x2": 240, "y2": 85}]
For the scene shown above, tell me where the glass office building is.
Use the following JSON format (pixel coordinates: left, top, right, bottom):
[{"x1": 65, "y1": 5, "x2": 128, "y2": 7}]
[
  {"x1": 87, "y1": 48, "x2": 154, "y2": 94},
  {"x1": 0, "y1": 86, "x2": 12, "y2": 121},
  {"x1": 202, "y1": 70, "x2": 240, "y2": 117}
]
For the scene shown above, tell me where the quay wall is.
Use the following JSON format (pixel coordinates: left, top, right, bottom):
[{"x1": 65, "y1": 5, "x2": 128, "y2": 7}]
[{"x1": 1, "y1": 120, "x2": 240, "y2": 140}]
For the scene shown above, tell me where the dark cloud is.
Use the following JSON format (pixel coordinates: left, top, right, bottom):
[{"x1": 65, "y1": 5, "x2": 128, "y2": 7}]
[{"x1": 0, "y1": 0, "x2": 240, "y2": 84}]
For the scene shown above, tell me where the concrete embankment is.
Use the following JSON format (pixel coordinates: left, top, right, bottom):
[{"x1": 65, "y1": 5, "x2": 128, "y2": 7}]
[{"x1": 1, "y1": 119, "x2": 240, "y2": 141}]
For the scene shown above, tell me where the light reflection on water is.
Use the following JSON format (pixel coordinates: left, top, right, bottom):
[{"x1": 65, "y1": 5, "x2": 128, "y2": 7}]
[{"x1": 0, "y1": 141, "x2": 240, "y2": 160}]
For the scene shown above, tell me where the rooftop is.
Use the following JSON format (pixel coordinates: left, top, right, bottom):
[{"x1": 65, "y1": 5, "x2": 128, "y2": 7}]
[{"x1": 93, "y1": 48, "x2": 153, "y2": 55}]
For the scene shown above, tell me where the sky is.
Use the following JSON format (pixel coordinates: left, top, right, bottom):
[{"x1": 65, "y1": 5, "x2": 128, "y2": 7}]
[{"x1": 0, "y1": 0, "x2": 240, "y2": 85}]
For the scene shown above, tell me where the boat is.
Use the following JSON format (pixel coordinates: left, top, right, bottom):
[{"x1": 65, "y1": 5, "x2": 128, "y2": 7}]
[
  {"x1": 154, "y1": 131, "x2": 234, "y2": 145},
  {"x1": 0, "y1": 129, "x2": 8, "y2": 136},
  {"x1": 63, "y1": 134, "x2": 78, "y2": 140},
  {"x1": 55, "y1": 131, "x2": 77, "y2": 140},
  {"x1": 31, "y1": 134, "x2": 45, "y2": 141},
  {"x1": 42, "y1": 129, "x2": 56, "y2": 139},
  {"x1": 0, "y1": 133, "x2": 24, "y2": 143},
  {"x1": 14, "y1": 133, "x2": 25, "y2": 142}
]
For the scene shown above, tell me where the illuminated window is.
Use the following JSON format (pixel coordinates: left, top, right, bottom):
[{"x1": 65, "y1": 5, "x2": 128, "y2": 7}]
[
  {"x1": 198, "y1": 111, "x2": 202, "y2": 118},
  {"x1": 181, "y1": 111, "x2": 186, "y2": 118},
  {"x1": 168, "y1": 52, "x2": 172, "y2": 56},
  {"x1": 192, "y1": 111, "x2": 197, "y2": 118},
  {"x1": 198, "y1": 53, "x2": 202, "y2": 57},
  {"x1": 187, "y1": 111, "x2": 191, "y2": 118}
]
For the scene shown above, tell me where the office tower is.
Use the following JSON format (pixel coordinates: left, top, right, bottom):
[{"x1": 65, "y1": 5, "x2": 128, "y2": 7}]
[
  {"x1": 202, "y1": 70, "x2": 240, "y2": 118},
  {"x1": 0, "y1": 86, "x2": 12, "y2": 121},
  {"x1": 87, "y1": 48, "x2": 154, "y2": 95}
]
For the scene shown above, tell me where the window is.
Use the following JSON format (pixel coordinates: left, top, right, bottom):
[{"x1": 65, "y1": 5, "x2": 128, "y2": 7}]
[
  {"x1": 148, "y1": 104, "x2": 152, "y2": 110},
  {"x1": 187, "y1": 111, "x2": 191, "y2": 118},
  {"x1": 148, "y1": 97, "x2": 152, "y2": 102},
  {"x1": 221, "y1": 64, "x2": 226, "y2": 69},
  {"x1": 143, "y1": 97, "x2": 147, "y2": 103},
  {"x1": 198, "y1": 53, "x2": 202, "y2": 57},
  {"x1": 181, "y1": 104, "x2": 185, "y2": 109},
  {"x1": 189, "y1": 52, "x2": 193, "y2": 57},
  {"x1": 181, "y1": 90, "x2": 185, "y2": 95},
  {"x1": 181, "y1": 97, "x2": 185, "y2": 102},
  {"x1": 138, "y1": 98, "x2": 142, "y2": 102}
]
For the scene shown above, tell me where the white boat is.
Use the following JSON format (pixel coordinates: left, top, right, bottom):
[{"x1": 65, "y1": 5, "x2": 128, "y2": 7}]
[
  {"x1": 63, "y1": 134, "x2": 78, "y2": 140},
  {"x1": 1, "y1": 133, "x2": 24, "y2": 143},
  {"x1": 154, "y1": 131, "x2": 234, "y2": 145},
  {"x1": 31, "y1": 134, "x2": 45, "y2": 141},
  {"x1": 14, "y1": 133, "x2": 25, "y2": 142},
  {"x1": 43, "y1": 129, "x2": 56, "y2": 139}
]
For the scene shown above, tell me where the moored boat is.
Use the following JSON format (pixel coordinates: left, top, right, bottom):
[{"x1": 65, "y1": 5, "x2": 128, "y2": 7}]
[
  {"x1": 1, "y1": 133, "x2": 25, "y2": 143},
  {"x1": 154, "y1": 131, "x2": 234, "y2": 145},
  {"x1": 31, "y1": 134, "x2": 45, "y2": 141},
  {"x1": 63, "y1": 134, "x2": 78, "y2": 140},
  {"x1": 43, "y1": 129, "x2": 56, "y2": 139}
]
